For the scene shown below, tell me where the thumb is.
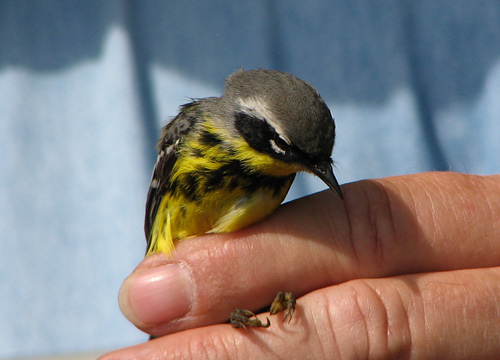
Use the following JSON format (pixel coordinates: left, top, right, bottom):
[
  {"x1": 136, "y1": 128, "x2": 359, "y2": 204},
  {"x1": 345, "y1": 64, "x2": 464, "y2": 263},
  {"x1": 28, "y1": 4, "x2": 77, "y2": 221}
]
[{"x1": 118, "y1": 254, "x2": 195, "y2": 332}]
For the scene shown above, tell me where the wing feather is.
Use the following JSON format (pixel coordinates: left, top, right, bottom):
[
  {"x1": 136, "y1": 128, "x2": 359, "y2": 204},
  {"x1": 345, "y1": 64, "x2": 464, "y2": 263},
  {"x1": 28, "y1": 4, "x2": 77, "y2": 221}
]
[{"x1": 144, "y1": 102, "x2": 199, "y2": 252}]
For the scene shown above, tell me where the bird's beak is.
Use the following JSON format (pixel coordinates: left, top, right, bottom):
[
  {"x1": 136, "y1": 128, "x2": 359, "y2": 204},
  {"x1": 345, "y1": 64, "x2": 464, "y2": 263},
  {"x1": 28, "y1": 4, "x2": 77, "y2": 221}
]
[{"x1": 310, "y1": 160, "x2": 343, "y2": 200}]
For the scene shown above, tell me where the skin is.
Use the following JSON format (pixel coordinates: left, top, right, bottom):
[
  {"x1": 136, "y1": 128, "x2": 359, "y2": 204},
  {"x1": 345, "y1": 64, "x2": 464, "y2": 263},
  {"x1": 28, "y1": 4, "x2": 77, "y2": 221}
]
[{"x1": 100, "y1": 172, "x2": 500, "y2": 359}]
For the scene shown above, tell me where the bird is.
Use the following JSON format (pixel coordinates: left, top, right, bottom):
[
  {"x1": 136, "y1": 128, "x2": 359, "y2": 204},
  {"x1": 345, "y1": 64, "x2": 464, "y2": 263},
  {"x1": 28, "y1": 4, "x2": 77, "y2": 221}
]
[{"x1": 144, "y1": 69, "x2": 343, "y2": 328}]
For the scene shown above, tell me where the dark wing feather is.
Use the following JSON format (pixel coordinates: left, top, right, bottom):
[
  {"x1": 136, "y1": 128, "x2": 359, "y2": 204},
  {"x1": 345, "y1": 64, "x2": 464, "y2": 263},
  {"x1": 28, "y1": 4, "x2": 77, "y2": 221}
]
[{"x1": 144, "y1": 102, "x2": 199, "y2": 249}]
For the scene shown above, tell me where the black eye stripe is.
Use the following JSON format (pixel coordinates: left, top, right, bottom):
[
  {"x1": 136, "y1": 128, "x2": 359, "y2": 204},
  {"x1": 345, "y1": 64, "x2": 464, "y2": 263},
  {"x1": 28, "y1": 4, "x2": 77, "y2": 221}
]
[
  {"x1": 234, "y1": 111, "x2": 327, "y2": 168},
  {"x1": 235, "y1": 113, "x2": 281, "y2": 151},
  {"x1": 234, "y1": 112, "x2": 309, "y2": 164}
]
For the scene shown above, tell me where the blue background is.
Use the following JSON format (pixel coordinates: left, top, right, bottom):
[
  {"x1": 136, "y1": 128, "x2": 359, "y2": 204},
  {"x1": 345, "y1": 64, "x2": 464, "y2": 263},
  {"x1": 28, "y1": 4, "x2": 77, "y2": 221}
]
[{"x1": 1, "y1": 1, "x2": 499, "y2": 357}]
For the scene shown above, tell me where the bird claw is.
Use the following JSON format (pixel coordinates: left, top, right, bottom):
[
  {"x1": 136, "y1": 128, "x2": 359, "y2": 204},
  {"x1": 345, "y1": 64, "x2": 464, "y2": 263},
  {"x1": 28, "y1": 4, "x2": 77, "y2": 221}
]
[
  {"x1": 270, "y1": 291, "x2": 296, "y2": 323},
  {"x1": 230, "y1": 291, "x2": 296, "y2": 329},
  {"x1": 230, "y1": 309, "x2": 271, "y2": 329}
]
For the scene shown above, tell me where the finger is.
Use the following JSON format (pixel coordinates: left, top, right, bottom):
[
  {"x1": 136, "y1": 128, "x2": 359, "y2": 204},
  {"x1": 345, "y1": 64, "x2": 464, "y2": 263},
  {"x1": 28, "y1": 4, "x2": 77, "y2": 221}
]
[
  {"x1": 104, "y1": 267, "x2": 500, "y2": 359},
  {"x1": 118, "y1": 253, "x2": 195, "y2": 334},
  {"x1": 120, "y1": 173, "x2": 500, "y2": 335}
]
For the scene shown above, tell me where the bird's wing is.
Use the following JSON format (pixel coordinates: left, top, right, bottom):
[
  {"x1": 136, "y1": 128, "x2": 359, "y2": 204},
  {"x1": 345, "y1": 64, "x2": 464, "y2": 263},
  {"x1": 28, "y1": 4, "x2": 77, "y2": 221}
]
[{"x1": 144, "y1": 102, "x2": 198, "y2": 251}]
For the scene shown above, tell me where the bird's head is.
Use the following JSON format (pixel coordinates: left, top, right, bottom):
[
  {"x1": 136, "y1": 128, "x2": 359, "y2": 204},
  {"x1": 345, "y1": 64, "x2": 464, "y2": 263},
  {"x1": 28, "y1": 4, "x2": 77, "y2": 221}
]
[{"x1": 222, "y1": 69, "x2": 343, "y2": 199}]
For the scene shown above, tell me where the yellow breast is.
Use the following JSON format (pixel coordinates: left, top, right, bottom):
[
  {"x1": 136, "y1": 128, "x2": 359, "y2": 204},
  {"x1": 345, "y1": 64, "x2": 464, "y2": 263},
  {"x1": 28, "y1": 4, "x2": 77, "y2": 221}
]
[{"x1": 147, "y1": 119, "x2": 297, "y2": 255}]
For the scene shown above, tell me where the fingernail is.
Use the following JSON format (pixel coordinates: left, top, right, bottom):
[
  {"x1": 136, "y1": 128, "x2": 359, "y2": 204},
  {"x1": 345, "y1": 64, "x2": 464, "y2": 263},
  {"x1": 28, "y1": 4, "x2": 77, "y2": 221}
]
[{"x1": 127, "y1": 263, "x2": 194, "y2": 325}]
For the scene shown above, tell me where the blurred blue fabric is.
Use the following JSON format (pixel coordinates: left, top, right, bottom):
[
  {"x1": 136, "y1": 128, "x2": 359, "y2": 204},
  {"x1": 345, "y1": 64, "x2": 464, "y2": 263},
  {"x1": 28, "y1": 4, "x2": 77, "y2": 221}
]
[{"x1": 1, "y1": 1, "x2": 499, "y2": 357}]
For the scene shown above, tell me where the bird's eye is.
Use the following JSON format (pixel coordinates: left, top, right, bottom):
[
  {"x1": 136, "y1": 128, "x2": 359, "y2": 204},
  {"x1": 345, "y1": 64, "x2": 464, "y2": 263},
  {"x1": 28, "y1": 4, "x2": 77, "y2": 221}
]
[
  {"x1": 269, "y1": 139, "x2": 286, "y2": 155},
  {"x1": 276, "y1": 134, "x2": 290, "y2": 148},
  {"x1": 269, "y1": 134, "x2": 289, "y2": 155},
  {"x1": 234, "y1": 112, "x2": 293, "y2": 159}
]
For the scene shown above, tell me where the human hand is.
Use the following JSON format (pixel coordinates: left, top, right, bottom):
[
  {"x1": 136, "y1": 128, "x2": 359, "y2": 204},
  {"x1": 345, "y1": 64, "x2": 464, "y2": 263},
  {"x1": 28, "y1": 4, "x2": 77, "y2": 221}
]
[{"x1": 101, "y1": 172, "x2": 500, "y2": 359}]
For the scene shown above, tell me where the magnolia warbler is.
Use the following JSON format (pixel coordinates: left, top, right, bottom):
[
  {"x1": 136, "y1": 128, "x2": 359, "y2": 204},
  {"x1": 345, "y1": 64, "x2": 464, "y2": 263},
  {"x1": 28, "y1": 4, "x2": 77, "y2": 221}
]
[{"x1": 145, "y1": 69, "x2": 343, "y2": 328}]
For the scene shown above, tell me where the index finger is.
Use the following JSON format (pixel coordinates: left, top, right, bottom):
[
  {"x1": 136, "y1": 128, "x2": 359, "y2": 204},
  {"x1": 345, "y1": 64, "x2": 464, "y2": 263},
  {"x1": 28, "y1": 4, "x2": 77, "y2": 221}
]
[{"x1": 119, "y1": 172, "x2": 500, "y2": 335}]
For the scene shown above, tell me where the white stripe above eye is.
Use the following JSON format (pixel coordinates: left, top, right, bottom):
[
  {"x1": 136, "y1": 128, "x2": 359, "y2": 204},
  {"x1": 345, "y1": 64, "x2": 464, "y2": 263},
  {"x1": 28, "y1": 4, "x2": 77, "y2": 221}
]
[{"x1": 237, "y1": 97, "x2": 291, "y2": 145}]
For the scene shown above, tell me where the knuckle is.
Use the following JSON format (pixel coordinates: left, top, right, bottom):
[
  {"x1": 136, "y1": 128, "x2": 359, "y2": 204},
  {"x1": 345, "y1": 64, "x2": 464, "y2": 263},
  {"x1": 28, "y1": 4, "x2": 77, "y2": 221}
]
[
  {"x1": 313, "y1": 280, "x2": 414, "y2": 359},
  {"x1": 346, "y1": 180, "x2": 400, "y2": 274}
]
